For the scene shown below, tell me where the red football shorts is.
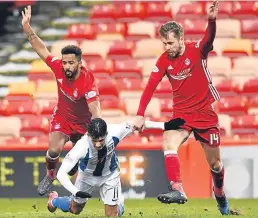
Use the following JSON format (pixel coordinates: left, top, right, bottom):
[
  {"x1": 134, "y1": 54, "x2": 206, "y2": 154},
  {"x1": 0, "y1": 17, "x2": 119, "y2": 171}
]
[
  {"x1": 171, "y1": 106, "x2": 220, "y2": 147},
  {"x1": 50, "y1": 113, "x2": 88, "y2": 144}
]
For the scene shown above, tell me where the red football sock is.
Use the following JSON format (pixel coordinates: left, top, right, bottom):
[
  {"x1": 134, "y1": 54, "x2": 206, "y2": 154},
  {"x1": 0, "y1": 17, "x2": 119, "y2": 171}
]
[
  {"x1": 46, "y1": 151, "x2": 59, "y2": 179},
  {"x1": 211, "y1": 165, "x2": 225, "y2": 197},
  {"x1": 164, "y1": 152, "x2": 181, "y2": 184}
]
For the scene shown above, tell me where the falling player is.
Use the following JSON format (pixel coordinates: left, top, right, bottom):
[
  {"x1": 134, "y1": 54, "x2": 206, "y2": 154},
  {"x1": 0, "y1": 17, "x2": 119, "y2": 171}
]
[
  {"x1": 47, "y1": 118, "x2": 185, "y2": 216},
  {"x1": 133, "y1": 0, "x2": 230, "y2": 215},
  {"x1": 21, "y1": 5, "x2": 102, "y2": 196}
]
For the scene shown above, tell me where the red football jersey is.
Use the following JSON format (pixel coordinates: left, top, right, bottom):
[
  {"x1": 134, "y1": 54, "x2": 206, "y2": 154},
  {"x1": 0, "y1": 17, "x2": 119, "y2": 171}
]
[
  {"x1": 46, "y1": 55, "x2": 99, "y2": 124},
  {"x1": 137, "y1": 19, "x2": 219, "y2": 115}
]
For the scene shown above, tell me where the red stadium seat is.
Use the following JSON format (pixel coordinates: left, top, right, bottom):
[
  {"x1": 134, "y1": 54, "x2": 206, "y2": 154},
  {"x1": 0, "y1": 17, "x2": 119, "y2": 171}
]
[
  {"x1": 160, "y1": 98, "x2": 173, "y2": 117},
  {"x1": 179, "y1": 19, "x2": 206, "y2": 40},
  {"x1": 241, "y1": 20, "x2": 258, "y2": 39},
  {"x1": 20, "y1": 116, "x2": 49, "y2": 138},
  {"x1": 232, "y1": 2, "x2": 258, "y2": 18},
  {"x1": 117, "y1": 78, "x2": 144, "y2": 99},
  {"x1": 248, "y1": 96, "x2": 258, "y2": 115},
  {"x1": 37, "y1": 100, "x2": 56, "y2": 116},
  {"x1": 176, "y1": 2, "x2": 205, "y2": 19},
  {"x1": 116, "y1": 78, "x2": 143, "y2": 91},
  {"x1": 218, "y1": 97, "x2": 248, "y2": 116},
  {"x1": 115, "y1": 2, "x2": 145, "y2": 23},
  {"x1": 144, "y1": 2, "x2": 172, "y2": 22},
  {"x1": 100, "y1": 98, "x2": 126, "y2": 117},
  {"x1": 107, "y1": 41, "x2": 134, "y2": 60},
  {"x1": 96, "y1": 78, "x2": 119, "y2": 100},
  {"x1": 0, "y1": 100, "x2": 39, "y2": 118},
  {"x1": 89, "y1": 4, "x2": 116, "y2": 23},
  {"x1": 95, "y1": 23, "x2": 126, "y2": 41},
  {"x1": 112, "y1": 59, "x2": 142, "y2": 79},
  {"x1": 87, "y1": 59, "x2": 114, "y2": 78},
  {"x1": 154, "y1": 79, "x2": 173, "y2": 98},
  {"x1": 215, "y1": 79, "x2": 240, "y2": 97},
  {"x1": 231, "y1": 115, "x2": 258, "y2": 136},
  {"x1": 241, "y1": 79, "x2": 258, "y2": 96},
  {"x1": 66, "y1": 24, "x2": 96, "y2": 40}
]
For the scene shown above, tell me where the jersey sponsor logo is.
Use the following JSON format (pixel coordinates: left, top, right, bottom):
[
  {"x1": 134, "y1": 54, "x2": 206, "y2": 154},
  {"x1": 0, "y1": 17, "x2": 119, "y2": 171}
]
[
  {"x1": 152, "y1": 66, "x2": 159, "y2": 73},
  {"x1": 168, "y1": 68, "x2": 192, "y2": 80},
  {"x1": 168, "y1": 65, "x2": 173, "y2": 70},
  {"x1": 57, "y1": 79, "x2": 63, "y2": 84},
  {"x1": 185, "y1": 58, "x2": 190, "y2": 66},
  {"x1": 73, "y1": 88, "x2": 78, "y2": 98},
  {"x1": 54, "y1": 123, "x2": 61, "y2": 130},
  {"x1": 85, "y1": 91, "x2": 97, "y2": 99}
]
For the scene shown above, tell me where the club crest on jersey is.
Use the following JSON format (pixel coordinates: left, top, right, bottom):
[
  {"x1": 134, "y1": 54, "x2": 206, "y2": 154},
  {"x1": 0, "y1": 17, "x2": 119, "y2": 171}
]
[
  {"x1": 185, "y1": 58, "x2": 190, "y2": 66},
  {"x1": 54, "y1": 123, "x2": 61, "y2": 130},
  {"x1": 152, "y1": 66, "x2": 159, "y2": 73},
  {"x1": 73, "y1": 89, "x2": 78, "y2": 97}
]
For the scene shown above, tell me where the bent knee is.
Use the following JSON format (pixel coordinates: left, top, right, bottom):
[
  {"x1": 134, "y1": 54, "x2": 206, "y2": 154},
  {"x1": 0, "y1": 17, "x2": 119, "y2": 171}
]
[{"x1": 162, "y1": 130, "x2": 190, "y2": 151}]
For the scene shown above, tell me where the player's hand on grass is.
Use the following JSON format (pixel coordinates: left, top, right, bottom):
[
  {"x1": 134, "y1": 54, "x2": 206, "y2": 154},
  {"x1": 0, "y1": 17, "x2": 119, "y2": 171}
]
[
  {"x1": 21, "y1": 5, "x2": 31, "y2": 27},
  {"x1": 133, "y1": 116, "x2": 145, "y2": 133},
  {"x1": 164, "y1": 118, "x2": 185, "y2": 131},
  {"x1": 75, "y1": 191, "x2": 92, "y2": 198},
  {"x1": 208, "y1": 0, "x2": 218, "y2": 20}
]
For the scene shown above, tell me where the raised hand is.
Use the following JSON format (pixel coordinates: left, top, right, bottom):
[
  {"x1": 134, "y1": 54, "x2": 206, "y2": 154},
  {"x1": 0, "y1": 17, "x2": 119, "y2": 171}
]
[
  {"x1": 208, "y1": 0, "x2": 218, "y2": 20},
  {"x1": 21, "y1": 5, "x2": 31, "y2": 27}
]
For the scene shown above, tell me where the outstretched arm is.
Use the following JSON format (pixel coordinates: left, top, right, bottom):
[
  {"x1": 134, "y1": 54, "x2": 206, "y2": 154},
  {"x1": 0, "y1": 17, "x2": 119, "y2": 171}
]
[
  {"x1": 200, "y1": 0, "x2": 218, "y2": 58},
  {"x1": 21, "y1": 6, "x2": 51, "y2": 62},
  {"x1": 145, "y1": 118, "x2": 185, "y2": 131},
  {"x1": 57, "y1": 137, "x2": 88, "y2": 196}
]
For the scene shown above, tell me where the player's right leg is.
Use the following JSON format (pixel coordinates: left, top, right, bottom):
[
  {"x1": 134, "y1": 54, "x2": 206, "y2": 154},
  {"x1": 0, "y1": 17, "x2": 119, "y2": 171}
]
[{"x1": 157, "y1": 127, "x2": 191, "y2": 204}]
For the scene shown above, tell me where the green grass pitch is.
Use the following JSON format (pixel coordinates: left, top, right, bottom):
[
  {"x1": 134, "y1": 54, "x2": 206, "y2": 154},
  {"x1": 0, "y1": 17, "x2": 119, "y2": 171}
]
[{"x1": 0, "y1": 198, "x2": 257, "y2": 218}]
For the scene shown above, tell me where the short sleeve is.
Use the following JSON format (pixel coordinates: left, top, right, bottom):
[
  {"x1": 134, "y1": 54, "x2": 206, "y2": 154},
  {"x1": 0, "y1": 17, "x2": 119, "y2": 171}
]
[{"x1": 45, "y1": 55, "x2": 62, "y2": 76}]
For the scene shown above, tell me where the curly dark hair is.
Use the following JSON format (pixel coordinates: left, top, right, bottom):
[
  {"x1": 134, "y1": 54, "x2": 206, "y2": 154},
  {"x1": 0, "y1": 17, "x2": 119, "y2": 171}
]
[
  {"x1": 61, "y1": 45, "x2": 82, "y2": 61},
  {"x1": 88, "y1": 118, "x2": 107, "y2": 139},
  {"x1": 159, "y1": 21, "x2": 184, "y2": 40}
]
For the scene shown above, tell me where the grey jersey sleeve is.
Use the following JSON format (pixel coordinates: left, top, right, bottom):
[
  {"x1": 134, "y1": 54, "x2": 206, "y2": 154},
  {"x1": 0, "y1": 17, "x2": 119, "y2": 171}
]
[{"x1": 107, "y1": 122, "x2": 133, "y2": 142}]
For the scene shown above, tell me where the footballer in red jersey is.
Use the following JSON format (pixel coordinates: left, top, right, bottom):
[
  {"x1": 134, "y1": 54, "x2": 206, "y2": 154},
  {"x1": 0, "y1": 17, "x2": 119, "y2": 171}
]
[
  {"x1": 133, "y1": 0, "x2": 230, "y2": 215},
  {"x1": 22, "y1": 6, "x2": 102, "y2": 196}
]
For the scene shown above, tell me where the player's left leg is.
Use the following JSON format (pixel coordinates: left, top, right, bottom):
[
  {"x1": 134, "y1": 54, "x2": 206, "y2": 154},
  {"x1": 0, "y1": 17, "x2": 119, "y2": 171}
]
[
  {"x1": 194, "y1": 127, "x2": 229, "y2": 215},
  {"x1": 100, "y1": 170, "x2": 124, "y2": 217}
]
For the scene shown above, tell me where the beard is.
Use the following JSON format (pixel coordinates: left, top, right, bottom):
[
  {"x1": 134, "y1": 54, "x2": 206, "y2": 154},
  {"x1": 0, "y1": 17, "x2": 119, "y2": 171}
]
[
  {"x1": 64, "y1": 67, "x2": 78, "y2": 80},
  {"x1": 167, "y1": 45, "x2": 182, "y2": 60}
]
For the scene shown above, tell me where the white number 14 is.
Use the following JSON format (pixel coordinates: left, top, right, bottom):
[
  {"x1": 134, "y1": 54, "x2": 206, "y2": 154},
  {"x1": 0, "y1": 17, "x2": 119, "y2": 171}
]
[{"x1": 210, "y1": 133, "x2": 219, "y2": 145}]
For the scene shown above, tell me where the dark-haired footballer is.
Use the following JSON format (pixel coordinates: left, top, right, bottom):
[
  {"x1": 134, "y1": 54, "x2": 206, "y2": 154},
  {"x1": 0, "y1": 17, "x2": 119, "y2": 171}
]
[
  {"x1": 47, "y1": 118, "x2": 185, "y2": 217},
  {"x1": 22, "y1": 6, "x2": 102, "y2": 196}
]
